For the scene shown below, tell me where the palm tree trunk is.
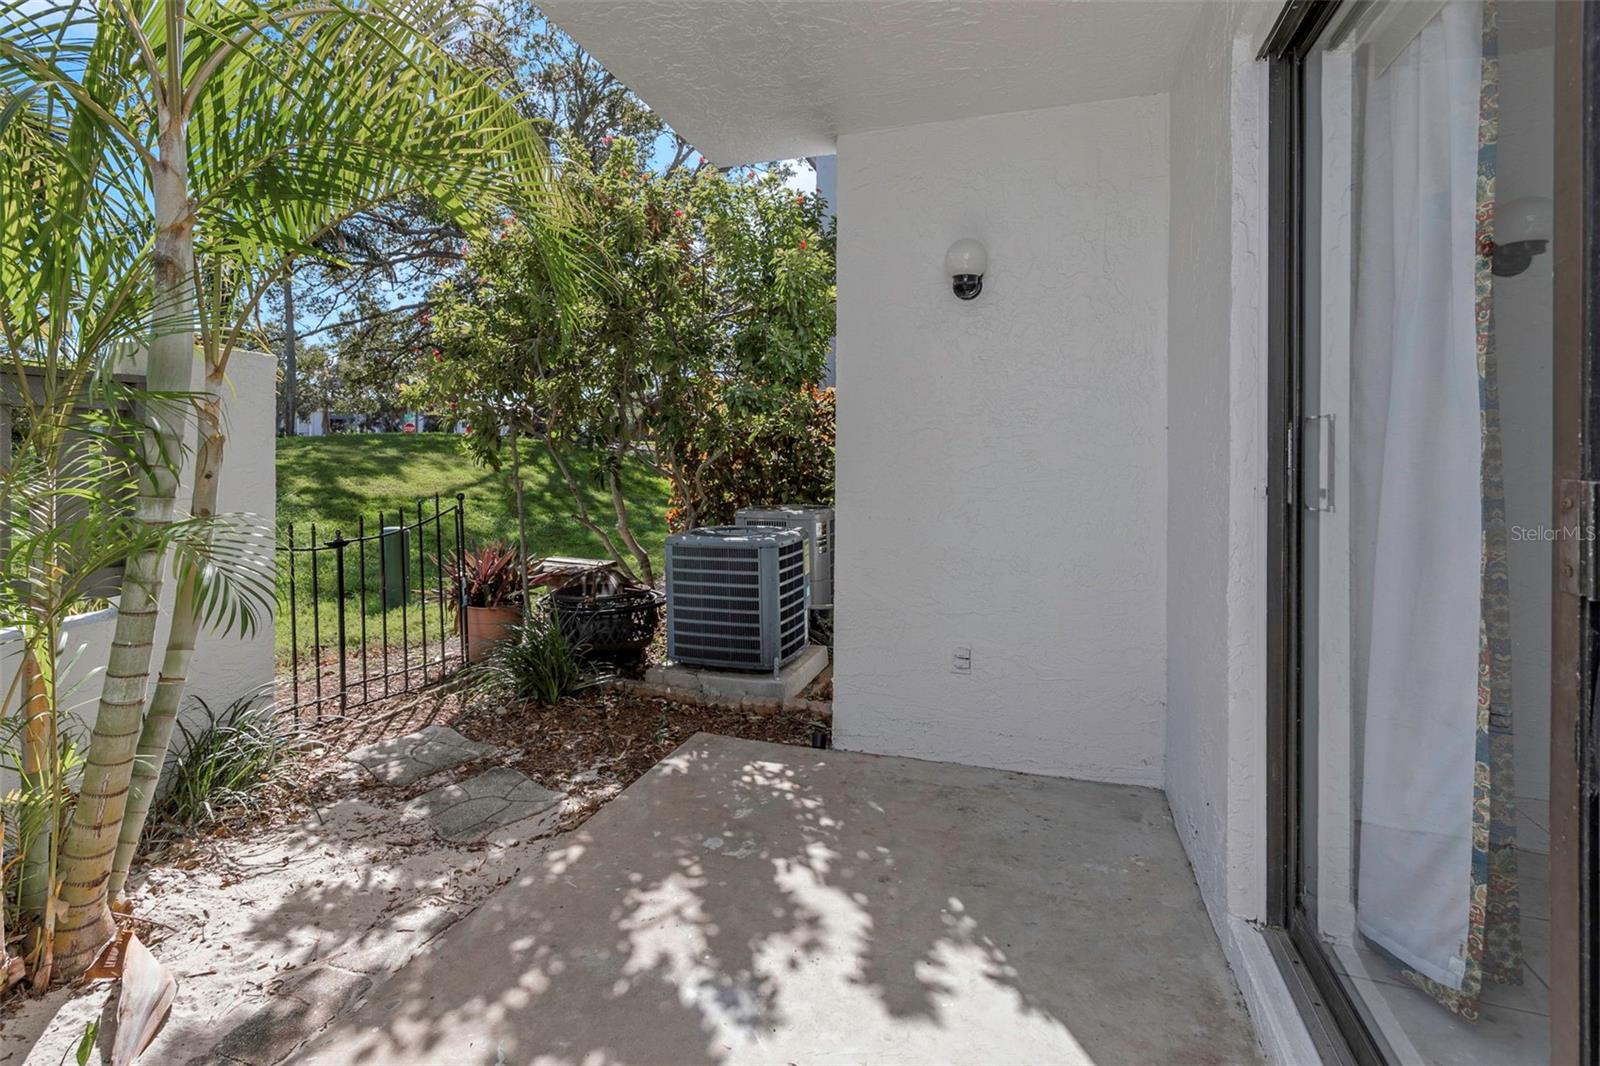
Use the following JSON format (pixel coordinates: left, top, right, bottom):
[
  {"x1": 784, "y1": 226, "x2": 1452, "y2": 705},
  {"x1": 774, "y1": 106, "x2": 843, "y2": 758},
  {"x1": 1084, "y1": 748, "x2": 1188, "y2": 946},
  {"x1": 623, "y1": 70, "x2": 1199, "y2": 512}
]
[
  {"x1": 53, "y1": 121, "x2": 196, "y2": 978},
  {"x1": 107, "y1": 367, "x2": 225, "y2": 900},
  {"x1": 18, "y1": 645, "x2": 52, "y2": 920}
]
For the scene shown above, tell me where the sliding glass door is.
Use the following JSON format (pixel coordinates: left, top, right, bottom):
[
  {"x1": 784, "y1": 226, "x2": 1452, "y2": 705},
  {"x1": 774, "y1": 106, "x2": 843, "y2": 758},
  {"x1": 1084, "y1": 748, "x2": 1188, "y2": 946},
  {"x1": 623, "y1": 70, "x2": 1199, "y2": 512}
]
[{"x1": 1267, "y1": 1, "x2": 1595, "y2": 1062}]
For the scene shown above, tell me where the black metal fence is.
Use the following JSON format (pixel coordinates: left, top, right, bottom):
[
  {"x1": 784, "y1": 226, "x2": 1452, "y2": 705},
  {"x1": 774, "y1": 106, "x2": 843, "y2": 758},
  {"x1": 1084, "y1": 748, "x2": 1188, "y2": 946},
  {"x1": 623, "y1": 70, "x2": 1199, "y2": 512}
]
[{"x1": 279, "y1": 493, "x2": 468, "y2": 719}]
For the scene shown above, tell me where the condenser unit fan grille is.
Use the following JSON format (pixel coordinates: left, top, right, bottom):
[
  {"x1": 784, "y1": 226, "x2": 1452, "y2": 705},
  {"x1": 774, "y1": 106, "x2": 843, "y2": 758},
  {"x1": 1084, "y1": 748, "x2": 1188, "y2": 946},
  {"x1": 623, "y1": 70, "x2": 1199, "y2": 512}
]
[
  {"x1": 777, "y1": 540, "x2": 807, "y2": 661},
  {"x1": 666, "y1": 527, "x2": 808, "y2": 672}
]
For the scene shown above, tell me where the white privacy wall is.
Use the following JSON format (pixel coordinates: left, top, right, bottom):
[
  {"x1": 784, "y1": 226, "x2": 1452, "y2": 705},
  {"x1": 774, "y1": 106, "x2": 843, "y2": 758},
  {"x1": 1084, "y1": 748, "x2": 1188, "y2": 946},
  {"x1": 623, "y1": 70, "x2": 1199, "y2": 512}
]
[
  {"x1": 0, "y1": 350, "x2": 277, "y2": 766},
  {"x1": 832, "y1": 96, "x2": 1169, "y2": 786},
  {"x1": 183, "y1": 349, "x2": 277, "y2": 717}
]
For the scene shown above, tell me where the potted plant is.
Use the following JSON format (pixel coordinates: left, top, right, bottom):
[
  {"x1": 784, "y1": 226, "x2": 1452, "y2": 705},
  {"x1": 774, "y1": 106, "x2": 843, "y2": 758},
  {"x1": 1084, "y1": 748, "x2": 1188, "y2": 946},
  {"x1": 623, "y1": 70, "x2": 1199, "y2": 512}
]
[{"x1": 445, "y1": 542, "x2": 528, "y2": 663}]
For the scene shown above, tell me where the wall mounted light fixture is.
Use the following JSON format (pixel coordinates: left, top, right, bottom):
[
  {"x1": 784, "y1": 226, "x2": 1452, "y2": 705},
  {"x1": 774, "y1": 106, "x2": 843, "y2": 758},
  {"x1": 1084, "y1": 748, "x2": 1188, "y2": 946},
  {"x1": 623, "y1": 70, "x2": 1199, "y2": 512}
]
[
  {"x1": 945, "y1": 239, "x2": 987, "y2": 300},
  {"x1": 1491, "y1": 196, "x2": 1553, "y2": 277}
]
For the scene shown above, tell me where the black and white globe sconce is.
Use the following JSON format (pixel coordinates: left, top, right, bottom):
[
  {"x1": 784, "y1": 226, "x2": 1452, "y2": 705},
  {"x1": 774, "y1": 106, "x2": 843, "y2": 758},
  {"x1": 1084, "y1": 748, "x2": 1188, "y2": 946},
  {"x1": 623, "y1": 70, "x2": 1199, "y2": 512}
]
[{"x1": 945, "y1": 238, "x2": 987, "y2": 300}]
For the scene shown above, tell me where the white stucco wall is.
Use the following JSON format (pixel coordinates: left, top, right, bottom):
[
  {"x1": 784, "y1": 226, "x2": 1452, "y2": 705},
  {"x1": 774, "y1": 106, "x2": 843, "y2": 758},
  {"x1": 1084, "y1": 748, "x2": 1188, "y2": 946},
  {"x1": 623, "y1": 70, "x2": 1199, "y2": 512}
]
[
  {"x1": 0, "y1": 349, "x2": 277, "y2": 772},
  {"x1": 182, "y1": 349, "x2": 277, "y2": 718},
  {"x1": 1161, "y1": 11, "x2": 1321, "y2": 1064},
  {"x1": 1166, "y1": 0, "x2": 1239, "y2": 918},
  {"x1": 1165, "y1": 0, "x2": 1278, "y2": 930},
  {"x1": 832, "y1": 95, "x2": 1169, "y2": 786}
]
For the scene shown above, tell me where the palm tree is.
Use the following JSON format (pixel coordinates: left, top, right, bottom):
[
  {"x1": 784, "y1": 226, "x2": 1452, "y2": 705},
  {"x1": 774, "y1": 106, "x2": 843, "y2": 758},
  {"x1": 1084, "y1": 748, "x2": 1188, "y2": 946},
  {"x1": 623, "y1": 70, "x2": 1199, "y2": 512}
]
[{"x1": 0, "y1": 0, "x2": 570, "y2": 979}]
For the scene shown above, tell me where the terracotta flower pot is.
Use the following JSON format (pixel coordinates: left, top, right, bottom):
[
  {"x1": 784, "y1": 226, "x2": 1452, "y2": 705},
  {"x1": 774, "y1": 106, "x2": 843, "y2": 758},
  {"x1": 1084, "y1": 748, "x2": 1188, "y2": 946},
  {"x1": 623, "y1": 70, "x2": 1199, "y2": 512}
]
[{"x1": 464, "y1": 605, "x2": 522, "y2": 664}]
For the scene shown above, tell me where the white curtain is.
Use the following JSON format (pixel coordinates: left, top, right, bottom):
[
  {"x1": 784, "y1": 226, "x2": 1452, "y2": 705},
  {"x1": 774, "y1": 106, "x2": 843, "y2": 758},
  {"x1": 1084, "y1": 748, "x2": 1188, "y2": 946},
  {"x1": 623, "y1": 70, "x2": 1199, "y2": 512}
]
[{"x1": 1353, "y1": 0, "x2": 1483, "y2": 991}]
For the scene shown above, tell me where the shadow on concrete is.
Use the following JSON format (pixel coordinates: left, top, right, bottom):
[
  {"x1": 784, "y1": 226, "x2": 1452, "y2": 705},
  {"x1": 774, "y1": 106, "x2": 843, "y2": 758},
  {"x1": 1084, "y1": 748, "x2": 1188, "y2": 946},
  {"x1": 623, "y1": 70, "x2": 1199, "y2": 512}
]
[{"x1": 282, "y1": 733, "x2": 1260, "y2": 1065}]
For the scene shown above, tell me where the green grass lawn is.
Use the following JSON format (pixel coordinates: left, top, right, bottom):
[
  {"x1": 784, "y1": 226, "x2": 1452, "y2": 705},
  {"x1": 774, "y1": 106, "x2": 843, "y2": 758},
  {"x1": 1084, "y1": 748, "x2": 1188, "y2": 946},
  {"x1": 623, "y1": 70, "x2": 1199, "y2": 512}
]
[{"x1": 275, "y1": 433, "x2": 669, "y2": 660}]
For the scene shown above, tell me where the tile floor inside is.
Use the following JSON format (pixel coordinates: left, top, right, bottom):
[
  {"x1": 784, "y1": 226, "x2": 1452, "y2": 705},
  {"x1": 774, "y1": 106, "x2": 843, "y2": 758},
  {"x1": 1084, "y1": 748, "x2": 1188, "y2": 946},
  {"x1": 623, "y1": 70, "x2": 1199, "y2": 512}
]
[{"x1": 1331, "y1": 796, "x2": 1552, "y2": 1066}]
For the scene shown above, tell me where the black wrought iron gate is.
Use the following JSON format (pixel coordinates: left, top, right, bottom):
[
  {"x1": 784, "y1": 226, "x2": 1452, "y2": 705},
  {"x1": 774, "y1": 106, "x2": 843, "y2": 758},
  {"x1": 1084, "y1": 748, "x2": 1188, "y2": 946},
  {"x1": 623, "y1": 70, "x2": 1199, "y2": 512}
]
[{"x1": 279, "y1": 493, "x2": 468, "y2": 719}]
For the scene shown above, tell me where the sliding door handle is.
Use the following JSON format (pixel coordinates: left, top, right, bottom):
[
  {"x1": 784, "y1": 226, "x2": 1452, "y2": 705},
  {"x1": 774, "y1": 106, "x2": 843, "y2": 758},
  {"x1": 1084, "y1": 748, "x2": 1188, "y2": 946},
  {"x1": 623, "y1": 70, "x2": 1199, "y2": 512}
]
[{"x1": 1303, "y1": 413, "x2": 1335, "y2": 512}]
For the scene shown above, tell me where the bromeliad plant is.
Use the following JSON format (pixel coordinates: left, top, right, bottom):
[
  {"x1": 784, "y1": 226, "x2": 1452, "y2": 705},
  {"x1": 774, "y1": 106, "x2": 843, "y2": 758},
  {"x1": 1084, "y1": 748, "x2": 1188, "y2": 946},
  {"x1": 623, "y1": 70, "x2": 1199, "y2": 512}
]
[
  {"x1": 442, "y1": 544, "x2": 607, "y2": 610},
  {"x1": 445, "y1": 542, "x2": 528, "y2": 610},
  {"x1": 0, "y1": 0, "x2": 572, "y2": 982}
]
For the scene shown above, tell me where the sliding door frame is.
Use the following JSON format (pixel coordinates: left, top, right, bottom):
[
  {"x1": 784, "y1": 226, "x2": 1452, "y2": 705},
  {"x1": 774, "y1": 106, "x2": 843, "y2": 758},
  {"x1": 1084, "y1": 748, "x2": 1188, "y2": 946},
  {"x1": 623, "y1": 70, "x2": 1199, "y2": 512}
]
[
  {"x1": 1260, "y1": 11, "x2": 1388, "y2": 1063},
  {"x1": 1261, "y1": 0, "x2": 1599, "y2": 1062},
  {"x1": 1551, "y1": 2, "x2": 1599, "y2": 1061}
]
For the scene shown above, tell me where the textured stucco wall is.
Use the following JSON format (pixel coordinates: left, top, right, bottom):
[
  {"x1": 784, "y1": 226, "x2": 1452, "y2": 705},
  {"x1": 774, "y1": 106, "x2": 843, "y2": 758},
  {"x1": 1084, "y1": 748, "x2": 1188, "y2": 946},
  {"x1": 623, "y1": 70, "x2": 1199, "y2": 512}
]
[
  {"x1": 1166, "y1": 0, "x2": 1237, "y2": 918},
  {"x1": 183, "y1": 349, "x2": 277, "y2": 719},
  {"x1": 1165, "y1": 4, "x2": 1274, "y2": 929},
  {"x1": 1171, "y1": 0, "x2": 1241, "y2": 915},
  {"x1": 832, "y1": 95, "x2": 1169, "y2": 786},
  {"x1": 0, "y1": 349, "x2": 277, "y2": 775},
  {"x1": 1162, "y1": 14, "x2": 1319, "y2": 1064}
]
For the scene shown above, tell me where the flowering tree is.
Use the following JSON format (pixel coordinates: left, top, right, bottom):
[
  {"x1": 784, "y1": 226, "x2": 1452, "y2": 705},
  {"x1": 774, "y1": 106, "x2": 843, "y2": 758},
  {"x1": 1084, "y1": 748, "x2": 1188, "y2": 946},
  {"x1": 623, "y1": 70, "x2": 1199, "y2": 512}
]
[
  {"x1": 672, "y1": 386, "x2": 835, "y2": 529},
  {"x1": 413, "y1": 138, "x2": 835, "y2": 583}
]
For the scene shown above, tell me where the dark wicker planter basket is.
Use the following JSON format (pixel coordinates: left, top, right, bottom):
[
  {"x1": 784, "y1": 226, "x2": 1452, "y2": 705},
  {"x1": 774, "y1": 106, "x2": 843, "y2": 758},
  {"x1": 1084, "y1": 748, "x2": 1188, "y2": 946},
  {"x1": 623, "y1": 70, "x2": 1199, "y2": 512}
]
[{"x1": 550, "y1": 587, "x2": 663, "y2": 663}]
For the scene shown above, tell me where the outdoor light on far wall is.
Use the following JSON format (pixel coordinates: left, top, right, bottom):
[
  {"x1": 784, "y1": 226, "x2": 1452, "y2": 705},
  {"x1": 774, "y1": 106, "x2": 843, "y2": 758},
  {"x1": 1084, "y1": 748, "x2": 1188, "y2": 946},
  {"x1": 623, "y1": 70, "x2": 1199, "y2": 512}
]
[
  {"x1": 945, "y1": 238, "x2": 987, "y2": 300},
  {"x1": 1490, "y1": 196, "x2": 1553, "y2": 277}
]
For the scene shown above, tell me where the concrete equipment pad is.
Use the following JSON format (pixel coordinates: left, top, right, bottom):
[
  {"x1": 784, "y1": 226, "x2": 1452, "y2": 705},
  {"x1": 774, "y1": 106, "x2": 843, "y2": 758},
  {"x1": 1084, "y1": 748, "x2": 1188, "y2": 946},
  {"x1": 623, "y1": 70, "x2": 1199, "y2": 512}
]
[
  {"x1": 646, "y1": 643, "x2": 829, "y2": 703},
  {"x1": 346, "y1": 724, "x2": 496, "y2": 786},
  {"x1": 305, "y1": 733, "x2": 1261, "y2": 1064}
]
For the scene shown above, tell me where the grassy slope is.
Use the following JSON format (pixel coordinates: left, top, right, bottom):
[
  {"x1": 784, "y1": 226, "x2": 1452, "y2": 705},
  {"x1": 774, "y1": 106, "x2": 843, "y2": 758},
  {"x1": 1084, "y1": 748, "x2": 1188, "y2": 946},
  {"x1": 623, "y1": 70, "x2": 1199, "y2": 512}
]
[{"x1": 275, "y1": 433, "x2": 669, "y2": 657}]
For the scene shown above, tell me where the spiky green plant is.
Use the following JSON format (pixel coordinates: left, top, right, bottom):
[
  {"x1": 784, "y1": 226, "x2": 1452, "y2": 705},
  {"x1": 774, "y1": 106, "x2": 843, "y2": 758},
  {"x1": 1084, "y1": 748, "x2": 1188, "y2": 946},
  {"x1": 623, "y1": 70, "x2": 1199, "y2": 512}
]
[
  {"x1": 153, "y1": 692, "x2": 287, "y2": 832},
  {"x1": 466, "y1": 613, "x2": 596, "y2": 707}
]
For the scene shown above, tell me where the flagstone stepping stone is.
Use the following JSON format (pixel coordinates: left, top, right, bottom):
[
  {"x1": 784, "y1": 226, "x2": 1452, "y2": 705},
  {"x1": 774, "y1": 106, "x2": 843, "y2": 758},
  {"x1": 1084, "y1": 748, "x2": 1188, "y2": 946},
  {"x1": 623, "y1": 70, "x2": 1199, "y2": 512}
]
[
  {"x1": 347, "y1": 725, "x2": 496, "y2": 787},
  {"x1": 402, "y1": 767, "x2": 565, "y2": 843}
]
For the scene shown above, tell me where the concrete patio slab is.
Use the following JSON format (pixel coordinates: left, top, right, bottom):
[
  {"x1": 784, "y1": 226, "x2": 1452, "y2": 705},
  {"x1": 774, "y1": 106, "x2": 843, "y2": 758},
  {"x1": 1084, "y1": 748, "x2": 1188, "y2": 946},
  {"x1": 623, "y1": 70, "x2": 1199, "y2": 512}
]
[
  {"x1": 346, "y1": 724, "x2": 495, "y2": 786},
  {"x1": 401, "y1": 766, "x2": 565, "y2": 843},
  {"x1": 304, "y1": 734, "x2": 1262, "y2": 1065}
]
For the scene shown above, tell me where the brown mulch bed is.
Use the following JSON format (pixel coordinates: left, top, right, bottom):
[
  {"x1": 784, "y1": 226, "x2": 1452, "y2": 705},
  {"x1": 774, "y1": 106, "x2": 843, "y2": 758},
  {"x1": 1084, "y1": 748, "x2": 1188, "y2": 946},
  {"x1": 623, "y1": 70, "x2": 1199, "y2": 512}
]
[
  {"x1": 453, "y1": 686, "x2": 829, "y2": 825},
  {"x1": 149, "y1": 667, "x2": 832, "y2": 867}
]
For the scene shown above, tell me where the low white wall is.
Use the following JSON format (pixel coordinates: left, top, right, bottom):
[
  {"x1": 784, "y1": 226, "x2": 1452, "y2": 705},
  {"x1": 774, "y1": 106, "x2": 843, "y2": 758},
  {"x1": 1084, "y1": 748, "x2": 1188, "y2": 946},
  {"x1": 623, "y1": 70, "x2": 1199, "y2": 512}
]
[
  {"x1": 833, "y1": 94, "x2": 1169, "y2": 785},
  {"x1": 0, "y1": 607, "x2": 120, "y2": 734},
  {"x1": 0, "y1": 349, "x2": 277, "y2": 772}
]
